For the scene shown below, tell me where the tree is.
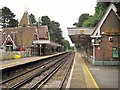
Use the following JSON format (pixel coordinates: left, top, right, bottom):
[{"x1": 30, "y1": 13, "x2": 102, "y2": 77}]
[
  {"x1": 41, "y1": 16, "x2": 64, "y2": 44},
  {"x1": 73, "y1": 14, "x2": 90, "y2": 27},
  {"x1": 40, "y1": 15, "x2": 71, "y2": 47},
  {"x1": 61, "y1": 40, "x2": 70, "y2": 50},
  {"x1": 41, "y1": 16, "x2": 51, "y2": 26},
  {"x1": 2, "y1": 7, "x2": 18, "y2": 28},
  {"x1": 75, "y1": 43, "x2": 82, "y2": 50},
  {"x1": 82, "y1": 2, "x2": 108, "y2": 27},
  {"x1": 73, "y1": 2, "x2": 110, "y2": 27},
  {"x1": 115, "y1": 2, "x2": 120, "y2": 17},
  {"x1": 50, "y1": 21, "x2": 63, "y2": 44},
  {"x1": 29, "y1": 13, "x2": 37, "y2": 26}
]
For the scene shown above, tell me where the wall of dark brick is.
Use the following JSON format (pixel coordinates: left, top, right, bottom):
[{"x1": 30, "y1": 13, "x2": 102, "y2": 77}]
[{"x1": 95, "y1": 10, "x2": 120, "y2": 61}]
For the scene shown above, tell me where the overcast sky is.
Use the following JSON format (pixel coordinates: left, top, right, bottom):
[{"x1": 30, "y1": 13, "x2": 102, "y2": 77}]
[{"x1": 0, "y1": 0, "x2": 97, "y2": 46}]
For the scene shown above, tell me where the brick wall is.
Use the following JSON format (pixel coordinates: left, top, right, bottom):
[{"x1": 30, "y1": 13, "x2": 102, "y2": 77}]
[
  {"x1": 96, "y1": 36, "x2": 119, "y2": 61},
  {"x1": 95, "y1": 10, "x2": 120, "y2": 61}
]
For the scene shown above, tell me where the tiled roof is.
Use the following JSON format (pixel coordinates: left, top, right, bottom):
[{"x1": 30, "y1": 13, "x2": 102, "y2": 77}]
[
  {"x1": 1, "y1": 11, "x2": 53, "y2": 48},
  {"x1": 19, "y1": 11, "x2": 32, "y2": 27},
  {"x1": 37, "y1": 25, "x2": 49, "y2": 40},
  {"x1": 3, "y1": 27, "x2": 35, "y2": 47}
]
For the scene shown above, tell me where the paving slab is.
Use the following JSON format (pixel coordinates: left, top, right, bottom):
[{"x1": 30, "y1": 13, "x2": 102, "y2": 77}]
[
  {"x1": 66, "y1": 52, "x2": 98, "y2": 89},
  {"x1": 80, "y1": 51, "x2": 119, "y2": 89}
]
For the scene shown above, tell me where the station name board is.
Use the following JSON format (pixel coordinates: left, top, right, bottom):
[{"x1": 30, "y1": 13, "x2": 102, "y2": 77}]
[
  {"x1": 80, "y1": 30, "x2": 85, "y2": 34},
  {"x1": 104, "y1": 28, "x2": 120, "y2": 35}
]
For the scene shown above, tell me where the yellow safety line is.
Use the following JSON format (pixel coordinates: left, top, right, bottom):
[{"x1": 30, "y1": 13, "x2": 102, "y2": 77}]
[
  {"x1": 83, "y1": 61, "x2": 99, "y2": 89},
  {"x1": 1, "y1": 62, "x2": 18, "y2": 68},
  {"x1": 78, "y1": 53, "x2": 99, "y2": 89}
]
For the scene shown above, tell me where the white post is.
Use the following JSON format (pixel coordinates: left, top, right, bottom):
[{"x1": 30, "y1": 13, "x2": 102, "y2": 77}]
[
  {"x1": 93, "y1": 45, "x2": 95, "y2": 64},
  {"x1": 40, "y1": 44, "x2": 41, "y2": 56}
]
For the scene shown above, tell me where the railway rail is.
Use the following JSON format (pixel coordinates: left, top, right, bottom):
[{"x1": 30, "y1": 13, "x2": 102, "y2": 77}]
[
  {"x1": 41, "y1": 51, "x2": 75, "y2": 89},
  {"x1": 1, "y1": 52, "x2": 75, "y2": 90},
  {"x1": 1, "y1": 53, "x2": 67, "y2": 84}
]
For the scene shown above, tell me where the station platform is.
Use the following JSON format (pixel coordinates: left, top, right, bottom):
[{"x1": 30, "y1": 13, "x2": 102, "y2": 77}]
[
  {"x1": 66, "y1": 52, "x2": 99, "y2": 89},
  {"x1": 80, "y1": 52, "x2": 119, "y2": 89},
  {"x1": 0, "y1": 52, "x2": 66, "y2": 70}
]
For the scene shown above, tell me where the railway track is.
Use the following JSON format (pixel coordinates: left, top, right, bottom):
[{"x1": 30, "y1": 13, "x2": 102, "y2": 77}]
[
  {"x1": 41, "y1": 51, "x2": 75, "y2": 89},
  {"x1": 1, "y1": 53, "x2": 67, "y2": 84},
  {"x1": 24, "y1": 53, "x2": 70, "y2": 89},
  {"x1": 1, "y1": 52, "x2": 68, "y2": 81},
  {"x1": 20, "y1": 52, "x2": 74, "y2": 90},
  {"x1": 1, "y1": 52, "x2": 74, "y2": 89}
]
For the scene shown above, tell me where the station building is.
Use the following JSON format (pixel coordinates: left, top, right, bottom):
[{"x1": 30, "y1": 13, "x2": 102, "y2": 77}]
[
  {"x1": 0, "y1": 11, "x2": 62, "y2": 57},
  {"x1": 68, "y1": 4, "x2": 120, "y2": 65}
]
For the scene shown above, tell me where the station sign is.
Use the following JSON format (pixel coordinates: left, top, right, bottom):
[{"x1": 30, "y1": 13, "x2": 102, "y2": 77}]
[
  {"x1": 80, "y1": 30, "x2": 85, "y2": 34},
  {"x1": 104, "y1": 28, "x2": 120, "y2": 35}
]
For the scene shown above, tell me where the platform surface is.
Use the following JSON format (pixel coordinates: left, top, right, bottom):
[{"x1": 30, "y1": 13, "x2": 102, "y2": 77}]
[
  {"x1": 79, "y1": 52, "x2": 119, "y2": 89},
  {"x1": 0, "y1": 52, "x2": 65, "y2": 70},
  {"x1": 69, "y1": 51, "x2": 119, "y2": 89},
  {"x1": 66, "y1": 52, "x2": 99, "y2": 89}
]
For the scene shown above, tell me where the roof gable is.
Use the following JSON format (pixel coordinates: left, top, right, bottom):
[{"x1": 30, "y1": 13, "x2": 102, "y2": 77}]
[
  {"x1": 92, "y1": 4, "x2": 120, "y2": 37},
  {"x1": 19, "y1": 11, "x2": 32, "y2": 27},
  {"x1": 1, "y1": 34, "x2": 17, "y2": 48},
  {"x1": 3, "y1": 27, "x2": 36, "y2": 47},
  {"x1": 37, "y1": 26, "x2": 49, "y2": 40}
]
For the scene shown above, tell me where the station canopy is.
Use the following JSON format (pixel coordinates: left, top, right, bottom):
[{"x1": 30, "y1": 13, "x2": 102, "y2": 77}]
[{"x1": 68, "y1": 27, "x2": 94, "y2": 45}]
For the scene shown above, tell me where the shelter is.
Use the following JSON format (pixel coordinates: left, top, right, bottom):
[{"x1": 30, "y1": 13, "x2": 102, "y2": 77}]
[{"x1": 68, "y1": 27, "x2": 94, "y2": 45}]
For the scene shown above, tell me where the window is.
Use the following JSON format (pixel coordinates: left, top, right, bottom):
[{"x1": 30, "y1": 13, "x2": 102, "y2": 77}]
[{"x1": 112, "y1": 47, "x2": 119, "y2": 58}]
